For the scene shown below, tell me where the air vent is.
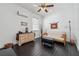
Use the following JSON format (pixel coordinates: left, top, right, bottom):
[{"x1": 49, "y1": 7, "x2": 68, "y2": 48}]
[{"x1": 17, "y1": 11, "x2": 28, "y2": 18}]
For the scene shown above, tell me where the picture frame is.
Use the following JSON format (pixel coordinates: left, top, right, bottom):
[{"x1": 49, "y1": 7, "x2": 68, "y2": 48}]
[
  {"x1": 21, "y1": 22, "x2": 27, "y2": 26},
  {"x1": 51, "y1": 23, "x2": 58, "y2": 29}
]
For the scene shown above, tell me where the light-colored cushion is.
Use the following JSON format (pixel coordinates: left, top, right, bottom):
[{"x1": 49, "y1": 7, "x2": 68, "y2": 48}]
[{"x1": 43, "y1": 31, "x2": 65, "y2": 43}]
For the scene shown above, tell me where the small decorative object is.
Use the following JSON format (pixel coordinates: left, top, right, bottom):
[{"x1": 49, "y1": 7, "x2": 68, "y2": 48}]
[
  {"x1": 51, "y1": 23, "x2": 58, "y2": 29},
  {"x1": 21, "y1": 22, "x2": 27, "y2": 26},
  {"x1": 18, "y1": 31, "x2": 23, "y2": 34},
  {"x1": 25, "y1": 27, "x2": 28, "y2": 33},
  {"x1": 30, "y1": 31, "x2": 32, "y2": 33},
  {"x1": 4, "y1": 43, "x2": 13, "y2": 48}
]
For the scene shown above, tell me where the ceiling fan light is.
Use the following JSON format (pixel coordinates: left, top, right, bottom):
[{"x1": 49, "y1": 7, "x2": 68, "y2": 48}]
[{"x1": 41, "y1": 7, "x2": 44, "y2": 10}]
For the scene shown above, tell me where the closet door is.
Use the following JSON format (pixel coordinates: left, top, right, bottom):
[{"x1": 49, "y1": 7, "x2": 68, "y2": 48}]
[{"x1": 32, "y1": 18, "x2": 41, "y2": 38}]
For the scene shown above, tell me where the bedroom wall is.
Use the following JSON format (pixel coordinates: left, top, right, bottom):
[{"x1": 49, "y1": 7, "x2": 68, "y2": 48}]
[
  {"x1": 43, "y1": 3, "x2": 79, "y2": 51},
  {"x1": 72, "y1": 3, "x2": 79, "y2": 51},
  {"x1": 0, "y1": 4, "x2": 42, "y2": 48},
  {"x1": 43, "y1": 3, "x2": 74, "y2": 42}
]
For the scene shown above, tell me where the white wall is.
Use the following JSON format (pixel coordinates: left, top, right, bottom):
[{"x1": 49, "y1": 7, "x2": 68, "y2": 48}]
[
  {"x1": 43, "y1": 3, "x2": 79, "y2": 51},
  {"x1": 0, "y1": 4, "x2": 42, "y2": 48},
  {"x1": 43, "y1": 3, "x2": 74, "y2": 42},
  {"x1": 72, "y1": 4, "x2": 79, "y2": 51}
]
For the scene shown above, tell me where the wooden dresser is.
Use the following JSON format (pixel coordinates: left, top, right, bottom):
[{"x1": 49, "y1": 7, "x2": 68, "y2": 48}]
[{"x1": 16, "y1": 33, "x2": 35, "y2": 46}]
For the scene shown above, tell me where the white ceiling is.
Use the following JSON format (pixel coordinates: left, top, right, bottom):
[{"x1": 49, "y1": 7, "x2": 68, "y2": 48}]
[
  {"x1": 17, "y1": 3, "x2": 74, "y2": 17},
  {"x1": 17, "y1": 3, "x2": 55, "y2": 17}
]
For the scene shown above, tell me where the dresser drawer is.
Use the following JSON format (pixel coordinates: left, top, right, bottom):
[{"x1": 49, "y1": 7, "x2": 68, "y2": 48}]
[{"x1": 17, "y1": 33, "x2": 34, "y2": 46}]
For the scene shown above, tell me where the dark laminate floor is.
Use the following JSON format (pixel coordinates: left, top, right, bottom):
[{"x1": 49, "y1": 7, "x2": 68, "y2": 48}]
[{"x1": 13, "y1": 38, "x2": 79, "y2": 56}]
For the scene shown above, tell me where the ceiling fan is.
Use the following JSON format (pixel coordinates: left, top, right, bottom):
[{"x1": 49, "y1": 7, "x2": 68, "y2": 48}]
[{"x1": 35, "y1": 4, "x2": 54, "y2": 13}]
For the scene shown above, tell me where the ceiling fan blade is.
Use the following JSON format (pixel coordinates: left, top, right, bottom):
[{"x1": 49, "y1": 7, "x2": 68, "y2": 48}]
[
  {"x1": 37, "y1": 8, "x2": 41, "y2": 12},
  {"x1": 45, "y1": 9, "x2": 48, "y2": 13},
  {"x1": 46, "y1": 5, "x2": 54, "y2": 7}
]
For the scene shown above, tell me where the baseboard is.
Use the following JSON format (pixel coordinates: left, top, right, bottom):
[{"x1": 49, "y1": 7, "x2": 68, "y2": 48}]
[
  {"x1": 35, "y1": 37, "x2": 41, "y2": 39},
  {"x1": 75, "y1": 42, "x2": 79, "y2": 51},
  {"x1": 76, "y1": 46, "x2": 79, "y2": 51}
]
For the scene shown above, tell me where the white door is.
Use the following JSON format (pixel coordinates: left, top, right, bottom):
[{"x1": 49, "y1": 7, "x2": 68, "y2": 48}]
[{"x1": 32, "y1": 18, "x2": 41, "y2": 38}]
